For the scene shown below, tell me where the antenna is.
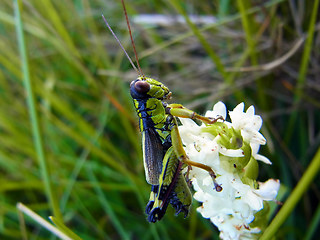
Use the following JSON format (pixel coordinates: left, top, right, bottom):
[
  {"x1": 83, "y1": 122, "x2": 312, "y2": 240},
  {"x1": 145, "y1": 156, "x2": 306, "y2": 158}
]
[
  {"x1": 101, "y1": 14, "x2": 140, "y2": 75},
  {"x1": 121, "y1": 0, "x2": 145, "y2": 78}
]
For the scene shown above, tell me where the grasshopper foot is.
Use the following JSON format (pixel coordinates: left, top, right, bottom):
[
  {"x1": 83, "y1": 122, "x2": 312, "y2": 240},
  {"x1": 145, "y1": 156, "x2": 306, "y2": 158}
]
[
  {"x1": 170, "y1": 194, "x2": 190, "y2": 218},
  {"x1": 147, "y1": 208, "x2": 166, "y2": 223},
  {"x1": 209, "y1": 171, "x2": 222, "y2": 192},
  {"x1": 208, "y1": 115, "x2": 224, "y2": 124}
]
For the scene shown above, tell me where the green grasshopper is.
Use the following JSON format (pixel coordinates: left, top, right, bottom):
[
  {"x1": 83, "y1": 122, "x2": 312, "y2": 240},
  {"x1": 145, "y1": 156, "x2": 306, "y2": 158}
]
[
  {"x1": 130, "y1": 77, "x2": 222, "y2": 222},
  {"x1": 103, "y1": 0, "x2": 222, "y2": 222}
]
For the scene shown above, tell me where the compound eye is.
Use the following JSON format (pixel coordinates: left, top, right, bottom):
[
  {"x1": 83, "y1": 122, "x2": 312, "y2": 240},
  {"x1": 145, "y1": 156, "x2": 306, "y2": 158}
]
[
  {"x1": 134, "y1": 80, "x2": 150, "y2": 93},
  {"x1": 130, "y1": 80, "x2": 136, "y2": 87}
]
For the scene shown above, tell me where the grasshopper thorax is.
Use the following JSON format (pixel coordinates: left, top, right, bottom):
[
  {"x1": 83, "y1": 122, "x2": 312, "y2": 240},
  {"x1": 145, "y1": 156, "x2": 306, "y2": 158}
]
[{"x1": 130, "y1": 77, "x2": 172, "y2": 100}]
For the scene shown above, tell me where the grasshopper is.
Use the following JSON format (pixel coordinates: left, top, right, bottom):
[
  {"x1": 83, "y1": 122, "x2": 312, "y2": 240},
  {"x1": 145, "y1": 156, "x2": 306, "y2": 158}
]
[{"x1": 103, "y1": 0, "x2": 222, "y2": 223}]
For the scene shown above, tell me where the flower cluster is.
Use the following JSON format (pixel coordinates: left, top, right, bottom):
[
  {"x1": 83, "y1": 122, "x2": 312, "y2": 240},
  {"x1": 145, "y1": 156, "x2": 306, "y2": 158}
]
[{"x1": 179, "y1": 102, "x2": 280, "y2": 240}]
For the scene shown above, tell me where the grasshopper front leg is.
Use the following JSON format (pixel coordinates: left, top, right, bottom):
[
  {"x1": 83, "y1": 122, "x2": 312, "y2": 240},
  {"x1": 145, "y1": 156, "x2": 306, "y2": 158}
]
[
  {"x1": 168, "y1": 107, "x2": 223, "y2": 192},
  {"x1": 166, "y1": 103, "x2": 224, "y2": 124}
]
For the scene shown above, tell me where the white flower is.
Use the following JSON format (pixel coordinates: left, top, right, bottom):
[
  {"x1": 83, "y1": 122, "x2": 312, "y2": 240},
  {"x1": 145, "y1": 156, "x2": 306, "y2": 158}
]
[
  {"x1": 229, "y1": 103, "x2": 271, "y2": 165},
  {"x1": 179, "y1": 102, "x2": 280, "y2": 240}
]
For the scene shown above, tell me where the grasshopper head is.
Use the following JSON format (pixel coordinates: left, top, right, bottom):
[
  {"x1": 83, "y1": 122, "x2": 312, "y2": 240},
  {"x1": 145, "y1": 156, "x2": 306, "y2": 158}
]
[{"x1": 130, "y1": 77, "x2": 172, "y2": 100}]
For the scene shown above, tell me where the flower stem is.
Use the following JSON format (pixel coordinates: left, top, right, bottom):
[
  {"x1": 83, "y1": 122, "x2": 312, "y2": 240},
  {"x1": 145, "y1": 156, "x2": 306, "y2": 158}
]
[{"x1": 260, "y1": 147, "x2": 320, "y2": 240}]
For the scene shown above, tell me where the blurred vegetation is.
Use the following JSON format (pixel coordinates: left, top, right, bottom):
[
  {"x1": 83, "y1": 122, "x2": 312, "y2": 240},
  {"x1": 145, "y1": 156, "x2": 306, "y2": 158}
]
[{"x1": 0, "y1": 0, "x2": 319, "y2": 239}]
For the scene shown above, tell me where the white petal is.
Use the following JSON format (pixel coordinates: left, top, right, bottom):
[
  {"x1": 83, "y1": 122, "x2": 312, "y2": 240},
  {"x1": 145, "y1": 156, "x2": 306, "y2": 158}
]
[
  {"x1": 254, "y1": 179, "x2": 280, "y2": 200},
  {"x1": 194, "y1": 191, "x2": 206, "y2": 202},
  {"x1": 203, "y1": 176, "x2": 213, "y2": 186},
  {"x1": 179, "y1": 118, "x2": 198, "y2": 129},
  {"x1": 219, "y1": 147, "x2": 244, "y2": 157},
  {"x1": 205, "y1": 101, "x2": 227, "y2": 120},
  {"x1": 233, "y1": 102, "x2": 245, "y2": 113},
  {"x1": 246, "y1": 105, "x2": 255, "y2": 116},
  {"x1": 233, "y1": 200, "x2": 251, "y2": 219},
  {"x1": 255, "y1": 154, "x2": 272, "y2": 165},
  {"x1": 251, "y1": 115, "x2": 263, "y2": 131},
  {"x1": 213, "y1": 101, "x2": 227, "y2": 119},
  {"x1": 243, "y1": 190, "x2": 264, "y2": 211},
  {"x1": 250, "y1": 143, "x2": 260, "y2": 155},
  {"x1": 251, "y1": 131, "x2": 266, "y2": 145}
]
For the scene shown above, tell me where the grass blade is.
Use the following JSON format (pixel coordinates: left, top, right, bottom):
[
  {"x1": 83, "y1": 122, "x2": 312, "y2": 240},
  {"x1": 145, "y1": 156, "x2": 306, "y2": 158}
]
[
  {"x1": 284, "y1": 0, "x2": 320, "y2": 143},
  {"x1": 13, "y1": 0, "x2": 62, "y2": 220},
  {"x1": 17, "y1": 203, "x2": 72, "y2": 240}
]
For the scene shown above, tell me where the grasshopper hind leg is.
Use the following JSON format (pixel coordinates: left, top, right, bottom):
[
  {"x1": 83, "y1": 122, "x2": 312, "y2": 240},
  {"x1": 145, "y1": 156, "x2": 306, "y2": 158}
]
[
  {"x1": 169, "y1": 172, "x2": 192, "y2": 217},
  {"x1": 170, "y1": 116, "x2": 223, "y2": 192},
  {"x1": 146, "y1": 147, "x2": 192, "y2": 222}
]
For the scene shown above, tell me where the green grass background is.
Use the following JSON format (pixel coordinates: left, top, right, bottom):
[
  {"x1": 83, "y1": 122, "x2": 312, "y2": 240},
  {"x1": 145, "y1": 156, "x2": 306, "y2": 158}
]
[{"x1": 0, "y1": 0, "x2": 319, "y2": 239}]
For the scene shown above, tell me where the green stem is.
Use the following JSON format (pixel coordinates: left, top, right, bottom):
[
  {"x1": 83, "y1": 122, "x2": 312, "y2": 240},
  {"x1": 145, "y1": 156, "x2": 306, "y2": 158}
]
[
  {"x1": 13, "y1": 0, "x2": 62, "y2": 220},
  {"x1": 260, "y1": 147, "x2": 320, "y2": 240}
]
